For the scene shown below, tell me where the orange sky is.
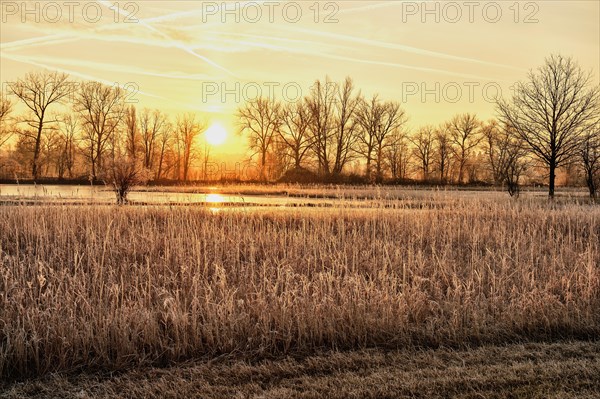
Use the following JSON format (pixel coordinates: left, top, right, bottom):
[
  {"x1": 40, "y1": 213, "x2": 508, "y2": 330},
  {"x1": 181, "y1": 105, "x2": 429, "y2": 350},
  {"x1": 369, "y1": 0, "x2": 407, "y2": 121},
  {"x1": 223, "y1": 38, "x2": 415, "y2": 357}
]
[{"x1": 1, "y1": 0, "x2": 599, "y2": 162}]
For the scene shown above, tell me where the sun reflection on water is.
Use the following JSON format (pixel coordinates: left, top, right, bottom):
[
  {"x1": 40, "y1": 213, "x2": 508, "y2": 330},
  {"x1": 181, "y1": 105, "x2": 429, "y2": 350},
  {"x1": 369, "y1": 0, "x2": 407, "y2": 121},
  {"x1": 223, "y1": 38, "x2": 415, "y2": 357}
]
[
  {"x1": 206, "y1": 193, "x2": 225, "y2": 204},
  {"x1": 206, "y1": 193, "x2": 225, "y2": 214}
]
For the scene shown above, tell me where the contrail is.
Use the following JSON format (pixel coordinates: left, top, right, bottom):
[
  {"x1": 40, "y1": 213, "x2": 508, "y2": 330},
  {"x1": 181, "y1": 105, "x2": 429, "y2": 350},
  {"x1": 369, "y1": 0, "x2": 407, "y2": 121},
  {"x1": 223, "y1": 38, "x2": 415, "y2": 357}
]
[
  {"x1": 97, "y1": 0, "x2": 238, "y2": 78},
  {"x1": 2, "y1": 53, "x2": 213, "y2": 82},
  {"x1": 0, "y1": 51, "x2": 166, "y2": 101},
  {"x1": 206, "y1": 31, "x2": 500, "y2": 80},
  {"x1": 0, "y1": 34, "x2": 71, "y2": 50},
  {"x1": 1, "y1": 51, "x2": 206, "y2": 111},
  {"x1": 282, "y1": 26, "x2": 522, "y2": 71},
  {"x1": 291, "y1": 48, "x2": 498, "y2": 81}
]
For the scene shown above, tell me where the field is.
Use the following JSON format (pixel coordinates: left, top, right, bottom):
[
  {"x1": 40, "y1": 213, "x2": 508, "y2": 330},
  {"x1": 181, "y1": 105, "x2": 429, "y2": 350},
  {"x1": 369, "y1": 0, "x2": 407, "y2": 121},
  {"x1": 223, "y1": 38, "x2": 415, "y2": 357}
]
[{"x1": 1, "y1": 188, "x2": 599, "y2": 397}]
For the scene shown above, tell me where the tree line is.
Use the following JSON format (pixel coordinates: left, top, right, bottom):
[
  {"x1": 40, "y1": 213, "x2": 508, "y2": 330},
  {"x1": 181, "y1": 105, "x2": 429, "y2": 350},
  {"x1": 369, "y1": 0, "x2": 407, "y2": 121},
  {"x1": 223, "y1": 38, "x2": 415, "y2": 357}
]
[
  {"x1": 239, "y1": 55, "x2": 599, "y2": 199},
  {"x1": 0, "y1": 76, "x2": 212, "y2": 185},
  {"x1": 0, "y1": 54, "x2": 598, "y2": 200}
]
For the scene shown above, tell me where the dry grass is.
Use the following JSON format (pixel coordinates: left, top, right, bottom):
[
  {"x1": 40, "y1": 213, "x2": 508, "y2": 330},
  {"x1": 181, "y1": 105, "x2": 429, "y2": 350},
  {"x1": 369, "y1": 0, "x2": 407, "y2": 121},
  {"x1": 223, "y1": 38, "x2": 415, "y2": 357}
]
[
  {"x1": 0, "y1": 195, "x2": 599, "y2": 381},
  {"x1": 2, "y1": 341, "x2": 599, "y2": 398}
]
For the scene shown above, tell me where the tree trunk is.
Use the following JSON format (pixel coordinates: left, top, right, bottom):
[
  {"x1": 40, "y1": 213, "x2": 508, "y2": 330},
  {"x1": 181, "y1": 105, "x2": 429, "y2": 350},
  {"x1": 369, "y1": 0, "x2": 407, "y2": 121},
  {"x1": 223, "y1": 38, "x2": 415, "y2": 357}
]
[
  {"x1": 91, "y1": 147, "x2": 96, "y2": 183},
  {"x1": 157, "y1": 148, "x2": 165, "y2": 180},
  {"x1": 260, "y1": 152, "x2": 267, "y2": 182},
  {"x1": 376, "y1": 148, "x2": 383, "y2": 183},
  {"x1": 32, "y1": 121, "x2": 43, "y2": 181},
  {"x1": 549, "y1": 162, "x2": 556, "y2": 199},
  {"x1": 586, "y1": 168, "x2": 596, "y2": 198}
]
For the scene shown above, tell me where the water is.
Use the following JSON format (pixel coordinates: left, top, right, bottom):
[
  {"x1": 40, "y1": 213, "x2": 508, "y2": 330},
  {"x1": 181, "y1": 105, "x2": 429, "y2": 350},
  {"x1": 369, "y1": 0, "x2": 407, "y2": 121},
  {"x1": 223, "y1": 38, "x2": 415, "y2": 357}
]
[
  {"x1": 0, "y1": 184, "x2": 339, "y2": 208},
  {"x1": 0, "y1": 184, "x2": 589, "y2": 210}
]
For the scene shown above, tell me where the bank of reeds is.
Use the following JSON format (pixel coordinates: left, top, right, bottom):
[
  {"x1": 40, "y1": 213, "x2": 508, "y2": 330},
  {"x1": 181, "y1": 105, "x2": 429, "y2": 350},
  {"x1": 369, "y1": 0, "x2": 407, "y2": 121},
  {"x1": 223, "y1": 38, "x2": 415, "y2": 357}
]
[{"x1": 1, "y1": 197, "x2": 598, "y2": 379}]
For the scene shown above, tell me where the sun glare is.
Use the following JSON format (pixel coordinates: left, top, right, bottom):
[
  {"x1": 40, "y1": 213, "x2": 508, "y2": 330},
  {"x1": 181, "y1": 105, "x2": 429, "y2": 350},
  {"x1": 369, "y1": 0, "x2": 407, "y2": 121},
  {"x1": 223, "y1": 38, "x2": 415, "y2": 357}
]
[
  {"x1": 206, "y1": 193, "x2": 225, "y2": 203},
  {"x1": 205, "y1": 123, "x2": 228, "y2": 146}
]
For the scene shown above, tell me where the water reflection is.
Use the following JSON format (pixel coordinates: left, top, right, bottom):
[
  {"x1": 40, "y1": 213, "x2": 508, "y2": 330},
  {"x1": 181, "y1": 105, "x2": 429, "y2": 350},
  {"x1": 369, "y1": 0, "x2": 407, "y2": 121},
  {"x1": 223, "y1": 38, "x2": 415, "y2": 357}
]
[
  {"x1": 206, "y1": 193, "x2": 225, "y2": 213},
  {"x1": 0, "y1": 184, "x2": 343, "y2": 208},
  {"x1": 205, "y1": 193, "x2": 225, "y2": 204}
]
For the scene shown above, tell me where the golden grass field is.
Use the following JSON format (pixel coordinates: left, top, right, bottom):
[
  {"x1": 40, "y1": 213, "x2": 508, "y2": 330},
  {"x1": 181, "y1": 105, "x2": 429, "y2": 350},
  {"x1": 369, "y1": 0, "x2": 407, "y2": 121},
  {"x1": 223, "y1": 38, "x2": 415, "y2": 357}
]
[{"x1": 1, "y1": 190, "x2": 599, "y2": 397}]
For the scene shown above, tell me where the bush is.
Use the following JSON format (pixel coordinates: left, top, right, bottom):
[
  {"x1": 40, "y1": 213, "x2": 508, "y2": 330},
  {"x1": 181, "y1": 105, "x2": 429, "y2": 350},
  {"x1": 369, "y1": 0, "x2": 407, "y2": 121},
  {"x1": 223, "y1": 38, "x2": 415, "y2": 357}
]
[
  {"x1": 101, "y1": 156, "x2": 152, "y2": 204},
  {"x1": 278, "y1": 167, "x2": 320, "y2": 184}
]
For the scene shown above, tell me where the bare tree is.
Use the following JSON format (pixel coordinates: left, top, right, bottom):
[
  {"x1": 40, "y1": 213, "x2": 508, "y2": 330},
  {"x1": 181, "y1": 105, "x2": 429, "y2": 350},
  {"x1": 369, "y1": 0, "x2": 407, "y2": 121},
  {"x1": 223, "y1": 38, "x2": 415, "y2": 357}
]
[
  {"x1": 484, "y1": 121, "x2": 529, "y2": 196},
  {"x1": 203, "y1": 145, "x2": 213, "y2": 180},
  {"x1": 0, "y1": 95, "x2": 12, "y2": 123},
  {"x1": 355, "y1": 94, "x2": 384, "y2": 180},
  {"x1": 139, "y1": 109, "x2": 167, "y2": 171},
  {"x1": 447, "y1": 113, "x2": 482, "y2": 184},
  {"x1": 237, "y1": 97, "x2": 280, "y2": 181},
  {"x1": 0, "y1": 95, "x2": 14, "y2": 149},
  {"x1": 0, "y1": 99, "x2": 13, "y2": 153},
  {"x1": 75, "y1": 82, "x2": 125, "y2": 181},
  {"x1": 155, "y1": 121, "x2": 173, "y2": 180},
  {"x1": 10, "y1": 120, "x2": 59, "y2": 178},
  {"x1": 374, "y1": 104, "x2": 407, "y2": 182},
  {"x1": 176, "y1": 113, "x2": 205, "y2": 181},
  {"x1": 306, "y1": 77, "x2": 337, "y2": 175},
  {"x1": 124, "y1": 105, "x2": 138, "y2": 159},
  {"x1": 503, "y1": 145, "x2": 529, "y2": 198},
  {"x1": 40, "y1": 127, "x2": 61, "y2": 176},
  {"x1": 332, "y1": 77, "x2": 360, "y2": 175},
  {"x1": 356, "y1": 95, "x2": 407, "y2": 182},
  {"x1": 265, "y1": 135, "x2": 292, "y2": 180},
  {"x1": 410, "y1": 126, "x2": 436, "y2": 181},
  {"x1": 56, "y1": 114, "x2": 79, "y2": 179},
  {"x1": 434, "y1": 128, "x2": 452, "y2": 184},
  {"x1": 278, "y1": 99, "x2": 313, "y2": 169},
  {"x1": 9, "y1": 71, "x2": 71, "y2": 180},
  {"x1": 580, "y1": 122, "x2": 600, "y2": 198},
  {"x1": 497, "y1": 55, "x2": 600, "y2": 198},
  {"x1": 385, "y1": 129, "x2": 410, "y2": 180},
  {"x1": 482, "y1": 120, "x2": 503, "y2": 184}
]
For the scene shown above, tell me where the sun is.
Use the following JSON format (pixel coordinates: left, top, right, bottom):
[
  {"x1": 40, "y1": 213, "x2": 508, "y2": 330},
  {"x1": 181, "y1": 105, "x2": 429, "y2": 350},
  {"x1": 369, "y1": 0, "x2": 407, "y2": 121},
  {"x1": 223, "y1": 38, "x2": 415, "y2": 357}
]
[{"x1": 205, "y1": 123, "x2": 228, "y2": 146}]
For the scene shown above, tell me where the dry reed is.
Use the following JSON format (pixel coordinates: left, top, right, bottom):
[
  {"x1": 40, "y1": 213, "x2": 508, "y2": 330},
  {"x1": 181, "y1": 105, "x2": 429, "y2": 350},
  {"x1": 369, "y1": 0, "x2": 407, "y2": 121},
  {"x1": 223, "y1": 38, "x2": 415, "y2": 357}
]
[{"x1": 0, "y1": 195, "x2": 598, "y2": 379}]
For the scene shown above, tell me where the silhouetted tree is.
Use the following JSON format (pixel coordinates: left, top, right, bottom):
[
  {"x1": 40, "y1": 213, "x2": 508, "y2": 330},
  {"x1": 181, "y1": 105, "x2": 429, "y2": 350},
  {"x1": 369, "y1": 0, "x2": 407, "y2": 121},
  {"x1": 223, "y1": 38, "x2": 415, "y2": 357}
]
[
  {"x1": 355, "y1": 94, "x2": 407, "y2": 182},
  {"x1": 124, "y1": 105, "x2": 138, "y2": 159},
  {"x1": 356, "y1": 95, "x2": 384, "y2": 180},
  {"x1": 176, "y1": 113, "x2": 205, "y2": 181},
  {"x1": 434, "y1": 127, "x2": 452, "y2": 183},
  {"x1": 482, "y1": 120, "x2": 503, "y2": 184},
  {"x1": 385, "y1": 130, "x2": 410, "y2": 180},
  {"x1": 278, "y1": 99, "x2": 313, "y2": 169},
  {"x1": 447, "y1": 113, "x2": 482, "y2": 184},
  {"x1": 0, "y1": 95, "x2": 13, "y2": 149},
  {"x1": 56, "y1": 114, "x2": 79, "y2": 179},
  {"x1": 156, "y1": 121, "x2": 174, "y2": 180},
  {"x1": 237, "y1": 97, "x2": 280, "y2": 181},
  {"x1": 306, "y1": 77, "x2": 337, "y2": 175},
  {"x1": 332, "y1": 77, "x2": 360, "y2": 176},
  {"x1": 139, "y1": 109, "x2": 167, "y2": 171},
  {"x1": 373, "y1": 102, "x2": 406, "y2": 182},
  {"x1": 497, "y1": 55, "x2": 600, "y2": 198},
  {"x1": 580, "y1": 122, "x2": 600, "y2": 198},
  {"x1": 410, "y1": 126, "x2": 436, "y2": 181},
  {"x1": 484, "y1": 121, "x2": 529, "y2": 196},
  {"x1": 9, "y1": 71, "x2": 71, "y2": 180},
  {"x1": 75, "y1": 82, "x2": 125, "y2": 181}
]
